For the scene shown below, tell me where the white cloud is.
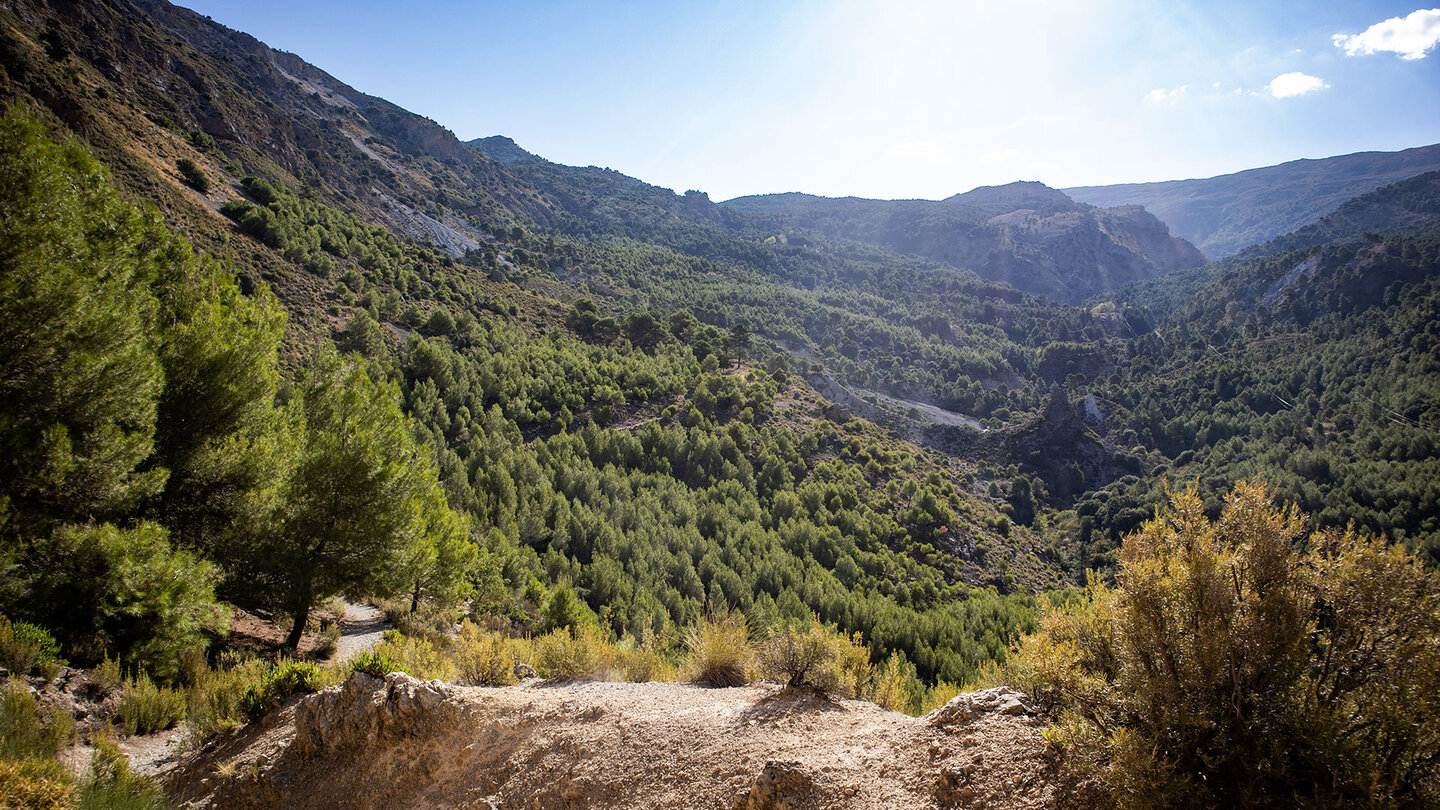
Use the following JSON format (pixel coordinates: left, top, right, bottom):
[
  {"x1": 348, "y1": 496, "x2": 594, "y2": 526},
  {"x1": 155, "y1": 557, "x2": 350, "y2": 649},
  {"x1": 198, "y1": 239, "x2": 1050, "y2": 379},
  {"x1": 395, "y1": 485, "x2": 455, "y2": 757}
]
[
  {"x1": 1266, "y1": 72, "x2": 1329, "y2": 98},
  {"x1": 1334, "y1": 8, "x2": 1440, "y2": 60},
  {"x1": 1144, "y1": 85, "x2": 1188, "y2": 104}
]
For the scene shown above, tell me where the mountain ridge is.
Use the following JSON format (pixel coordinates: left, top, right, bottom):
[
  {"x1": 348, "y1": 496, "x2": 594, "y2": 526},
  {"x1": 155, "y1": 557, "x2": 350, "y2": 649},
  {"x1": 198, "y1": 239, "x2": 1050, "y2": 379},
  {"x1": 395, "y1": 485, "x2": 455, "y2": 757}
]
[
  {"x1": 1065, "y1": 143, "x2": 1440, "y2": 258},
  {"x1": 722, "y1": 183, "x2": 1205, "y2": 305}
]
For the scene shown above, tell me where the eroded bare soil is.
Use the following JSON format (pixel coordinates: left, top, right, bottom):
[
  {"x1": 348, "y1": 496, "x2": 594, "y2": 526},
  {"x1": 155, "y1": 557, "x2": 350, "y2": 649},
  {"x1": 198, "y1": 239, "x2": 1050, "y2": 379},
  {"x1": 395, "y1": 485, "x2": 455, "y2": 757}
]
[{"x1": 166, "y1": 675, "x2": 1091, "y2": 810}]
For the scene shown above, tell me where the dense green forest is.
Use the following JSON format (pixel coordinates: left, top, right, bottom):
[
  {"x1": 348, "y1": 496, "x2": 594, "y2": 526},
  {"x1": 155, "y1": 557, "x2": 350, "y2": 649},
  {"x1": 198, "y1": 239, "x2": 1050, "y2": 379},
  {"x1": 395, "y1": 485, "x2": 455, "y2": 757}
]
[
  {"x1": 4, "y1": 0, "x2": 1440, "y2": 707},
  {"x1": 0, "y1": 108, "x2": 1048, "y2": 689}
]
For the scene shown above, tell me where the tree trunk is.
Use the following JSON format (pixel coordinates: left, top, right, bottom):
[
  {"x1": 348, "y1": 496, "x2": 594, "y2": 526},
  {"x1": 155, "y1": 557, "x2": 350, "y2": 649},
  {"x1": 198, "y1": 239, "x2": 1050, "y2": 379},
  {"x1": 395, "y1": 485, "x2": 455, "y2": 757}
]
[
  {"x1": 285, "y1": 582, "x2": 313, "y2": 650},
  {"x1": 410, "y1": 580, "x2": 421, "y2": 613}
]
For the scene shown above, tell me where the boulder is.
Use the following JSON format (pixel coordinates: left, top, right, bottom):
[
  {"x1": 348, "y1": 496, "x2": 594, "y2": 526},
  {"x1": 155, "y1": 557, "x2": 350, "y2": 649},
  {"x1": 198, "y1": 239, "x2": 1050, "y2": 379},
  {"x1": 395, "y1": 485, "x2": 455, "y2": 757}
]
[
  {"x1": 293, "y1": 671, "x2": 466, "y2": 757},
  {"x1": 924, "y1": 687, "x2": 1034, "y2": 729}
]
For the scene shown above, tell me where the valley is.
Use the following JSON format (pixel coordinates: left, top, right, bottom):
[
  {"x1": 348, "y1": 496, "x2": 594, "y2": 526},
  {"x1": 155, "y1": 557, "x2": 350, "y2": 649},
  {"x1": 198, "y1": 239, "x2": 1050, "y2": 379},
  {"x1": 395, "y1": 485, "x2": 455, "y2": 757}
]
[{"x1": 2, "y1": 0, "x2": 1439, "y2": 807}]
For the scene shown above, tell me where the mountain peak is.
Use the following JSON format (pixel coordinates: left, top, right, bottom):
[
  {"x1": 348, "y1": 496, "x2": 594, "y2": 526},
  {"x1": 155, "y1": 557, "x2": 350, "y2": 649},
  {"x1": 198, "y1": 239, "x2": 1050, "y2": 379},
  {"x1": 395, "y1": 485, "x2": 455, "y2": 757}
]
[
  {"x1": 944, "y1": 181, "x2": 1085, "y2": 216},
  {"x1": 469, "y1": 135, "x2": 545, "y2": 164}
]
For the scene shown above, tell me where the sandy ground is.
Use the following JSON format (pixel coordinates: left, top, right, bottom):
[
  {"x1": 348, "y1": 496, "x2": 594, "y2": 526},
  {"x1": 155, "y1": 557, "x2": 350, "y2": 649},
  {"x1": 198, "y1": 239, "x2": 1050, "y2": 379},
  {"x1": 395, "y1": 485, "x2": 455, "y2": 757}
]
[{"x1": 166, "y1": 677, "x2": 1087, "y2": 810}]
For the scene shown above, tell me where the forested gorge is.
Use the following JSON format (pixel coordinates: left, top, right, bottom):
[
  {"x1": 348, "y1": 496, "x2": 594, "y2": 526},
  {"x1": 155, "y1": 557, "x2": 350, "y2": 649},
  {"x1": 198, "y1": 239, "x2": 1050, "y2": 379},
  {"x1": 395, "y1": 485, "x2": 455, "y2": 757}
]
[
  {"x1": 0, "y1": 108, "x2": 1049, "y2": 695},
  {"x1": 4, "y1": 2, "x2": 1440, "y2": 807}
]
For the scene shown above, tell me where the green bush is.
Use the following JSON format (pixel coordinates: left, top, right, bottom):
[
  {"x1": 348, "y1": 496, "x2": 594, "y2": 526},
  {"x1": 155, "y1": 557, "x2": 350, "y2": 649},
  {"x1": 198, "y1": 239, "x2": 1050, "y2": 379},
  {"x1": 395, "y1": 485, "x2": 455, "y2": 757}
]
[
  {"x1": 185, "y1": 655, "x2": 270, "y2": 742},
  {"x1": 1, "y1": 681, "x2": 73, "y2": 760},
  {"x1": 81, "y1": 737, "x2": 169, "y2": 810},
  {"x1": 119, "y1": 672, "x2": 186, "y2": 736},
  {"x1": 175, "y1": 158, "x2": 209, "y2": 193},
  {"x1": 532, "y1": 626, "x2": 601, "y2": 682},
  {"x1": 452, "y1": 623, "x2": 515, "y2": 686},
  {"x1": 347, "y1": 650, "x2": 411, "y2": 680},
  {"x1": 243, "y1": 659, "x2": 322, "y2": 718},
  {"x1": 0, "y1": 758, "x2": 76, "y2": 810},
  {"x1": 0, "y1": 616, "x2": 65, "y2": 678},
  {"x1": 366, "y1": 631, "x2": 454, "y2": 680},
  {"x1": 1008, "y1": 481, "x2": 1440, "y2": 809}
]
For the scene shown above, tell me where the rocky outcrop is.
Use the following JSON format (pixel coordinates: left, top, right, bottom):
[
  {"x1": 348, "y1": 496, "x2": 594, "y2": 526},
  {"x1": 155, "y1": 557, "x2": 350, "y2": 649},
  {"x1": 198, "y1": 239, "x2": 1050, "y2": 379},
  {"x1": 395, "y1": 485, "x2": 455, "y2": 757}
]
[
  {"x1": 925, "y1": 687, "x2": 1035, "y2": 729},
  {"x1": 293, "y1": 672, "x2": 469, "y2": 757},
  {"x1": 730, "y1": 761, "x2": 817, "y2": 810},
  {"x1": 722, "y1": 184, "x2": 1205, "y2": 304}
]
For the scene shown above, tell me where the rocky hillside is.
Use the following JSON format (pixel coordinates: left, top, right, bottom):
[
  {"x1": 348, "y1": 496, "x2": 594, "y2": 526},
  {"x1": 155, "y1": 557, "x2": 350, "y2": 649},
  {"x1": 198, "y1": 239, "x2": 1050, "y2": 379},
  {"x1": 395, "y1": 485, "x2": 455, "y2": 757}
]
[
  {"x1": 723, "y1": 183, "x2": 1205, "y2": 305},
  {"x1": 167, "y1": 673, "x2": 1085, "y2": 810},
  {"x1": 1065, "y1": 143, "x2": 1440, "y2": 258}
]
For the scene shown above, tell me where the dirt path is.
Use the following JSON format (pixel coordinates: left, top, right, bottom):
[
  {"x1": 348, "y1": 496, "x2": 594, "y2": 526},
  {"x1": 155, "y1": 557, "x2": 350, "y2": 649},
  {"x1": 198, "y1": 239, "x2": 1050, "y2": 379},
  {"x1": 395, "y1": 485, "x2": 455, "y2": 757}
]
[
  {"x1": 331, "y1": 600, "x2": 389, "y2": 661},
  {"x1": 168, "y1": 677, "x2": 1081, "y2": 810},
  {"x1": 120, "y1": 601, "x2": 388, "y2": 779}
]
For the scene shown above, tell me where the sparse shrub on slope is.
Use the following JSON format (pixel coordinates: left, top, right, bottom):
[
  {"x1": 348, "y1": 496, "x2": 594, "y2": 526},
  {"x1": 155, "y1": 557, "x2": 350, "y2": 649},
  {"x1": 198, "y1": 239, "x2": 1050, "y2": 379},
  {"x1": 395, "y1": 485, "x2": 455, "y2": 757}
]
[
  {"x1": 686, "y1": 613, "x2": 751, "y2": 687},
  {"x1": 0, "y1": 616, "x2": 65, "y2": 679},
  {"x1": 451, "y1": 622, "x2": 516, "y2": 686},
  {"x1": 242, "y1": 659, "x2": 325, "y2": 718},
  {"x1": 1008, "y1": 481, "x2": 1440, "y2": 810},
  {"x1": 119, "y1": 672, "x2": 186, "y2": 736},
  {"x1": 756, "y1": 619, "x2": 871, "y2": 698}
]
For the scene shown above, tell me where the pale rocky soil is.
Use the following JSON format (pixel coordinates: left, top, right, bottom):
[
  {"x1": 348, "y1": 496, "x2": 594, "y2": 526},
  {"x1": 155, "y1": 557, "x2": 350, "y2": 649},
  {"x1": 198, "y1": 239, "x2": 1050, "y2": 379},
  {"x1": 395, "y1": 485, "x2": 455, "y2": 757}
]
[
  {"x1": 163, "y1": 675, "x2": 1094, "y2": 810},
  {"x1": 330, "y1": 601, "x2": 389, "y2": 662}
]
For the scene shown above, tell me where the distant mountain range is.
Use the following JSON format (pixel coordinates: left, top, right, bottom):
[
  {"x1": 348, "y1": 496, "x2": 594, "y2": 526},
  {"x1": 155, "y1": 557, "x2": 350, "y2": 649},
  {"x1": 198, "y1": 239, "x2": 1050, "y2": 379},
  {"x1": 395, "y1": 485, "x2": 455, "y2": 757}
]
[
  {"x1": 1065, "y1": 144, "x2": 1440, "y2": 258},
  {"x1": 722, "y1": 183, "x2": 1205, "y2": 305}
]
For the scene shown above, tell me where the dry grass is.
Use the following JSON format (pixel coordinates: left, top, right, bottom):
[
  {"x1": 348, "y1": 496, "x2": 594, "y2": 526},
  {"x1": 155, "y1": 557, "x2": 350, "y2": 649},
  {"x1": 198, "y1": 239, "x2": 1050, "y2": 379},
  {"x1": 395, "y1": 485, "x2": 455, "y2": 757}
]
[{"x1": 685, "y1": 614, "x2": 751, "y2": 687}]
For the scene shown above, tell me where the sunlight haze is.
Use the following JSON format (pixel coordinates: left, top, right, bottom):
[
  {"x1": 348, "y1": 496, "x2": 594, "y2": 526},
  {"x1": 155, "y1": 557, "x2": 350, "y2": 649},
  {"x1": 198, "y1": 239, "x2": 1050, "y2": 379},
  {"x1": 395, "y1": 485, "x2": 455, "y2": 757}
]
[{"x1": 176, "y1": 0, "x2": 1440, "y2": 200}]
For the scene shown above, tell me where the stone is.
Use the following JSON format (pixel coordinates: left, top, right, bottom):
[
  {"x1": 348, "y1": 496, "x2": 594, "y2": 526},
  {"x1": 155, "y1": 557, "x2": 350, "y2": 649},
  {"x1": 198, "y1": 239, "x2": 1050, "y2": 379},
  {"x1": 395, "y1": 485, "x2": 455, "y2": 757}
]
[{"x1": 924, "y1": 687, "x2": 1035, "y2": 729}]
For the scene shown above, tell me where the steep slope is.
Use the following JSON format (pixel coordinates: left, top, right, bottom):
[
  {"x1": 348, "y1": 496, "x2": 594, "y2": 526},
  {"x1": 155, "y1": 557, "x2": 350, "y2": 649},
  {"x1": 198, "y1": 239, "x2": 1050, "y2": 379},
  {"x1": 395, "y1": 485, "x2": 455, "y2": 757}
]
[
  {"x1": 1, "y1": 0, "x2": 557, "y2": 245},
  {"x1": 723, "y1": 183, "x2": 1204, "y2": 305},
  {"x1": 1247, "y1": 169, "x2": 1440, "y2": 258},
  {"x1": 1065, "y1": 144, "x2": 1440, "y2": 258}
]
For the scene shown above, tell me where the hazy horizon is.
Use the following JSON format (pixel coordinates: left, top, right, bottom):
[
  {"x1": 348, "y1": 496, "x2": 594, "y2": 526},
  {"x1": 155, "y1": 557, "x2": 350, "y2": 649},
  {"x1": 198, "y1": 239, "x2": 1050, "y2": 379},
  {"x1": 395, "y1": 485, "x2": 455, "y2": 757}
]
[{"x1": 176, "y1": 0, "x2": 1440, "y2": 201}]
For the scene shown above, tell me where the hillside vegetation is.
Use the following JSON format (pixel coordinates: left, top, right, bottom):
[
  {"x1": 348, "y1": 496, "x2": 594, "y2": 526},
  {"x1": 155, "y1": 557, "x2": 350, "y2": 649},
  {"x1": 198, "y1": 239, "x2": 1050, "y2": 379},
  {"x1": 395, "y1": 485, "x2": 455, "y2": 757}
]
[{"x1": 2, "y1": 0, "x2": 1440, "y2": 806}]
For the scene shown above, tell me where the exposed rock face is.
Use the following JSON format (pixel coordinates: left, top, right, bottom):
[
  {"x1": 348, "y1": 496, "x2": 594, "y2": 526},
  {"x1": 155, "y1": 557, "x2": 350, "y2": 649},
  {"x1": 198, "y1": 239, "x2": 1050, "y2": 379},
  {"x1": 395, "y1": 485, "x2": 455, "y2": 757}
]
[
  {"x1": 293, "y1": 672, "x2": 468, "y2": 757},
  {"x1": 730, "y1": 761, "x2": 816, "y2": 810},
  {"x1": 722, "y1": 184, "x2": 1205, "y2": 305}
]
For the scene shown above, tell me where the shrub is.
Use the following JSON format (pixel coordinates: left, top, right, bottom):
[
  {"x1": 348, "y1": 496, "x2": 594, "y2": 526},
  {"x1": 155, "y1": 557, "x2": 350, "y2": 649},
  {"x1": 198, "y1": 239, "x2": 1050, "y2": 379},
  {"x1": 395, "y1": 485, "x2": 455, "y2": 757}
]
[
  {"x1": 610, "y1": 630, "x2": 671, "y2": 683},
  {"x1": 242, "y1": 659, "x2": 322, "y2": 718},
  {"x1": 1, "y1": 681, "x2": 73, "y2": 760},
  {"x1": 532, "y1": 626, "x2": 601, "y2": 682},
  {"x1": 0, "y1": 616, "x2": 65, "y2": 678},
  {"x1": 375, "y1": 599, "x2": 456, "y2": 640},
  {"x1": 920, "y1": 681, "x2": 964, "y2": 716},
  {"x1": 1008, "y1": 481, "x2": 1440, "y2": 809},
  {"x1": 347, "y1": 650, "x2": 411, "y2": 680},
  {"x1": 119, "y1": 672, "x2": 186, "y2": 736},
  {"x1": 175, "y1": 158, "x2": 209, "y2": 193},
  {"x1": 0, "y1": 759, "x2": 76, "y2": 810},
  {"x1": 685, "y1": 613, "x2": 751, "y2": 687},
  {"x1": 185, "y1": 654, "x2": 270, "y2": 742},
  {"x1": 756, "y1": 620, "x2": 870, "y2": 698},
  {"x1": 366, "y1": 632, "x2": 453, "y2": 681},
  {"x1": 451, "y1": 623, "x2": 514, "y2": 686},
  {"x1": 93, "y1": 656, "x2": 123, "y2": 693},
  {"x1": 870, "y1": 651, "x2": 916, "y2": 712},
  {"x1": 81, "y1": 736, "x2": 169, "y2": 810}
]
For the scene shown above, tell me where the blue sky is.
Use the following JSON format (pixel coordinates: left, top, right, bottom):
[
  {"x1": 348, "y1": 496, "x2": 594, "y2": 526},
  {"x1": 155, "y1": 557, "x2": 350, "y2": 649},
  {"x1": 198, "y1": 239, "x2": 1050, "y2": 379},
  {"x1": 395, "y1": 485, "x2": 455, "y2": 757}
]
[{"x1": 175, "y1": 1, "x2": 1440, "y2": 201}]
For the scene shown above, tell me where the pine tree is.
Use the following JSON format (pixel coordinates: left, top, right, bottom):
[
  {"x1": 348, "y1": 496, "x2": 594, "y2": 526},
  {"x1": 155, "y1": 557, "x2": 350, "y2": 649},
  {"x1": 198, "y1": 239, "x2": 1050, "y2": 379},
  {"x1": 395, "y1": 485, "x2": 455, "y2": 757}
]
[
  {"x1": 0, "y1": 107, "x2": 166, "y2": 531},
  {"x1": 268, "y1": 350, "x2": 470, "y2": 649}
]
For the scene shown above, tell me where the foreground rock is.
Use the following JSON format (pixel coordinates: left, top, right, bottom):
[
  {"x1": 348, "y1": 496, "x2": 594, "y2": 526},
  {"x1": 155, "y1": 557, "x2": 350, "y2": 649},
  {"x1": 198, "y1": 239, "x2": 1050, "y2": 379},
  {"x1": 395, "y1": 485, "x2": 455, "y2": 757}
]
[{"x1": 168, "y1": 673, "x2": 1082, "y2": 810}]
